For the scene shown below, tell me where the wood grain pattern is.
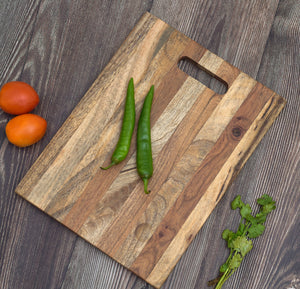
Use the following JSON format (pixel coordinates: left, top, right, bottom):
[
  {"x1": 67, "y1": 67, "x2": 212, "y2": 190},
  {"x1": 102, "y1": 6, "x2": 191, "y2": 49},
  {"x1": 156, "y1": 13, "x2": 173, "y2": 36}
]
[
  {"x1": 101, "y1": 72, "x2": 251, "y2": 265},
  {"x1": 146, "y1": 91, "x2": 286, "y2": 288},
  {"x1": 1, "y1": 1, "x2": 299, "y2": 289},
  {"x1": 129, "y1": 81, "x2": 272, "y2": 278},
  {"x1": 14, "y1": 12, "x2": 286, "y2": 288}
]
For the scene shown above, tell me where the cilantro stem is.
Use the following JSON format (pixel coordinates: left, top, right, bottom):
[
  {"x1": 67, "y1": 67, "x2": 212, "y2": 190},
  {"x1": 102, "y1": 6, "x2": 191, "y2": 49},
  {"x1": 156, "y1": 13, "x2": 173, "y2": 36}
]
[
  {"x1": 215, "y1": 268, "x2": 230, "y2": 289},
  {"x1": 225, "y1": 249, "x2": 233, "y2": 264},
  {"x1": 215, "y1": 268, "x2": 237, "y2": 289},
  {"x1": 243, "y1": 222, "x2": 251, "y2": 236}
]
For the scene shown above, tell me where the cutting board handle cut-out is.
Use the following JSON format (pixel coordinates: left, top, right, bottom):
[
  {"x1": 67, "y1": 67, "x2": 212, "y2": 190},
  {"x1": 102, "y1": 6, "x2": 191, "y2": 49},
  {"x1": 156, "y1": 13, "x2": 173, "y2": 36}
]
[
  {"x1": 177, "y1": 56, "x2": 229, "y2": 94},
  {"x1": 15, "y1": 12, "x2": 286, "y2": 289}
]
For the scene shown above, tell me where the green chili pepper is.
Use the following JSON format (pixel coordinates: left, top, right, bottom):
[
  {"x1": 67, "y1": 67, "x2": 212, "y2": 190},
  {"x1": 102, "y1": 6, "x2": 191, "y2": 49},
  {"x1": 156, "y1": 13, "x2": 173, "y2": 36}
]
[
  {"x1": 101, "y1": 78, "x2": 135, "y2": 170},
  {"x1": 137, "y1": 85, "x2": 154, "y2": 194}
]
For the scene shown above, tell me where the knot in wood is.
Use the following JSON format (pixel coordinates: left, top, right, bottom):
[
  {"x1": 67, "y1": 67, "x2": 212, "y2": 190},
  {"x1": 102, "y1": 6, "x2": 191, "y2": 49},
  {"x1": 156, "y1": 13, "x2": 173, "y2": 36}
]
[{"x1": 232, "y1": 126, "x2": 242, "y2": 138}]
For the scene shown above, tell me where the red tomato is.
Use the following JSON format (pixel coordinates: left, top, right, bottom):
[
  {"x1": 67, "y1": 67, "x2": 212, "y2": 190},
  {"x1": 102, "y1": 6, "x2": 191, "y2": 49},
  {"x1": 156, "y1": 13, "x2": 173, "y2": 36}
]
[
  {"x1": 5, "y1": 114, "x2": 47, "y2": 147},
  {"x1": 0, "y1": 81, "x2": 39, "y2": 115}
]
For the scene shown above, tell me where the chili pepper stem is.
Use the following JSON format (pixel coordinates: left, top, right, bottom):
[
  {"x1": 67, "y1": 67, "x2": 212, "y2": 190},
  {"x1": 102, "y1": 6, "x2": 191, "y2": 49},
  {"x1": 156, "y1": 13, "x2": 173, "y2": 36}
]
[
  {"x1": 101, "y1": 162, "x2": 116, "y2": 170},
  {"x1": 143, "y1": 178, "x2": 150, "y2": 194}
]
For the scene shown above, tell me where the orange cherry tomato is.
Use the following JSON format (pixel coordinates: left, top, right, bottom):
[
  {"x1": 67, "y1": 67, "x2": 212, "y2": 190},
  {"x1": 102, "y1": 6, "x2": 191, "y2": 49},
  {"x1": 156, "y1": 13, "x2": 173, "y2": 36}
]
[
  {"x1": 0, "y1": 81, "x2": 39, "y2": 115},
  {"x1": 5, "y1": 114, "x2": 47, "y2": 147}
]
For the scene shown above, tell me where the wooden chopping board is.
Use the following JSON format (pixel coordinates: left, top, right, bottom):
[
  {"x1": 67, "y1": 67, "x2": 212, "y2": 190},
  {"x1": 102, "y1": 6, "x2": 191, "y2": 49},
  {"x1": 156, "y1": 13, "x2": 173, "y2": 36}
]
[{"x1": 16, "y1": 12, "x2": 285, "y2": 288}]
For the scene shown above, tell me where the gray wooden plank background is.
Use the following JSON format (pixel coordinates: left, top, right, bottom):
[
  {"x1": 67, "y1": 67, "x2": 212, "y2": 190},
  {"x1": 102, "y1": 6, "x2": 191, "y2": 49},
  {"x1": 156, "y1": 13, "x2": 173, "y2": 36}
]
[{"x1": 0, "y1": 0, "x2": 299, "y2": 288}]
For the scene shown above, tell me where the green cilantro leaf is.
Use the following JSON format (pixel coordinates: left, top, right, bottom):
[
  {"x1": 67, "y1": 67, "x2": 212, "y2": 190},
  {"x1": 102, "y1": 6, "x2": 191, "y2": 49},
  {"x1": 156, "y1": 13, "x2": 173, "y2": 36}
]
[
  {"x1": 255, "y1": 212, "x2": 267, "y2": 224},
  {"x1": 240, "y1": 204, "x2": 252, "y2": 219},
  {"x1": 247, "y1": 223, "x2": 265, "y2": 238},
  {"x1": 232, "y1": 236, "x2": 253, "y2": 257},
  {"x1": 220, "y1": 263, "x2": 228, "y2": 273},
  {"x1": 229, "y1": 253, "x2": 243, "y2": 270},
  {"x1": 257, "y1": 194, "x2": 275, "y2": 206},
  {"x1": 222, "y1": 229, "x2": 234, "y2": 241},
  {"x1": 261, "y1": 203, "x2": 276, "y2": 214},
  {"x1": 208, "y1": 194, "x2": 276, "y2": 289},
  {"x1": 222, "y1": 229, "x2": 236, "y2": 248},
  {"x1": 231, "y1": 195, "x2": 244, "y2": 210}
]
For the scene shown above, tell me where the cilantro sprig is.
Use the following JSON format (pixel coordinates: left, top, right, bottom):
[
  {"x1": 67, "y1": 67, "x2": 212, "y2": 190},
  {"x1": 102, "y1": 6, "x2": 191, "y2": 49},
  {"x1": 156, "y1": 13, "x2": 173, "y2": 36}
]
[{"x1": 208, "y1": 194, "x2": 276, "y2": 289}]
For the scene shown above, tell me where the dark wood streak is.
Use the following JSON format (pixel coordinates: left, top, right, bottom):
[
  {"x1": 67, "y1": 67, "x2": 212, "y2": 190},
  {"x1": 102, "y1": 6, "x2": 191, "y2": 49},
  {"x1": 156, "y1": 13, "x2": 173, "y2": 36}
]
[{"x1": 231, "y1": 94, "x2": 286, "y2": 184}]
